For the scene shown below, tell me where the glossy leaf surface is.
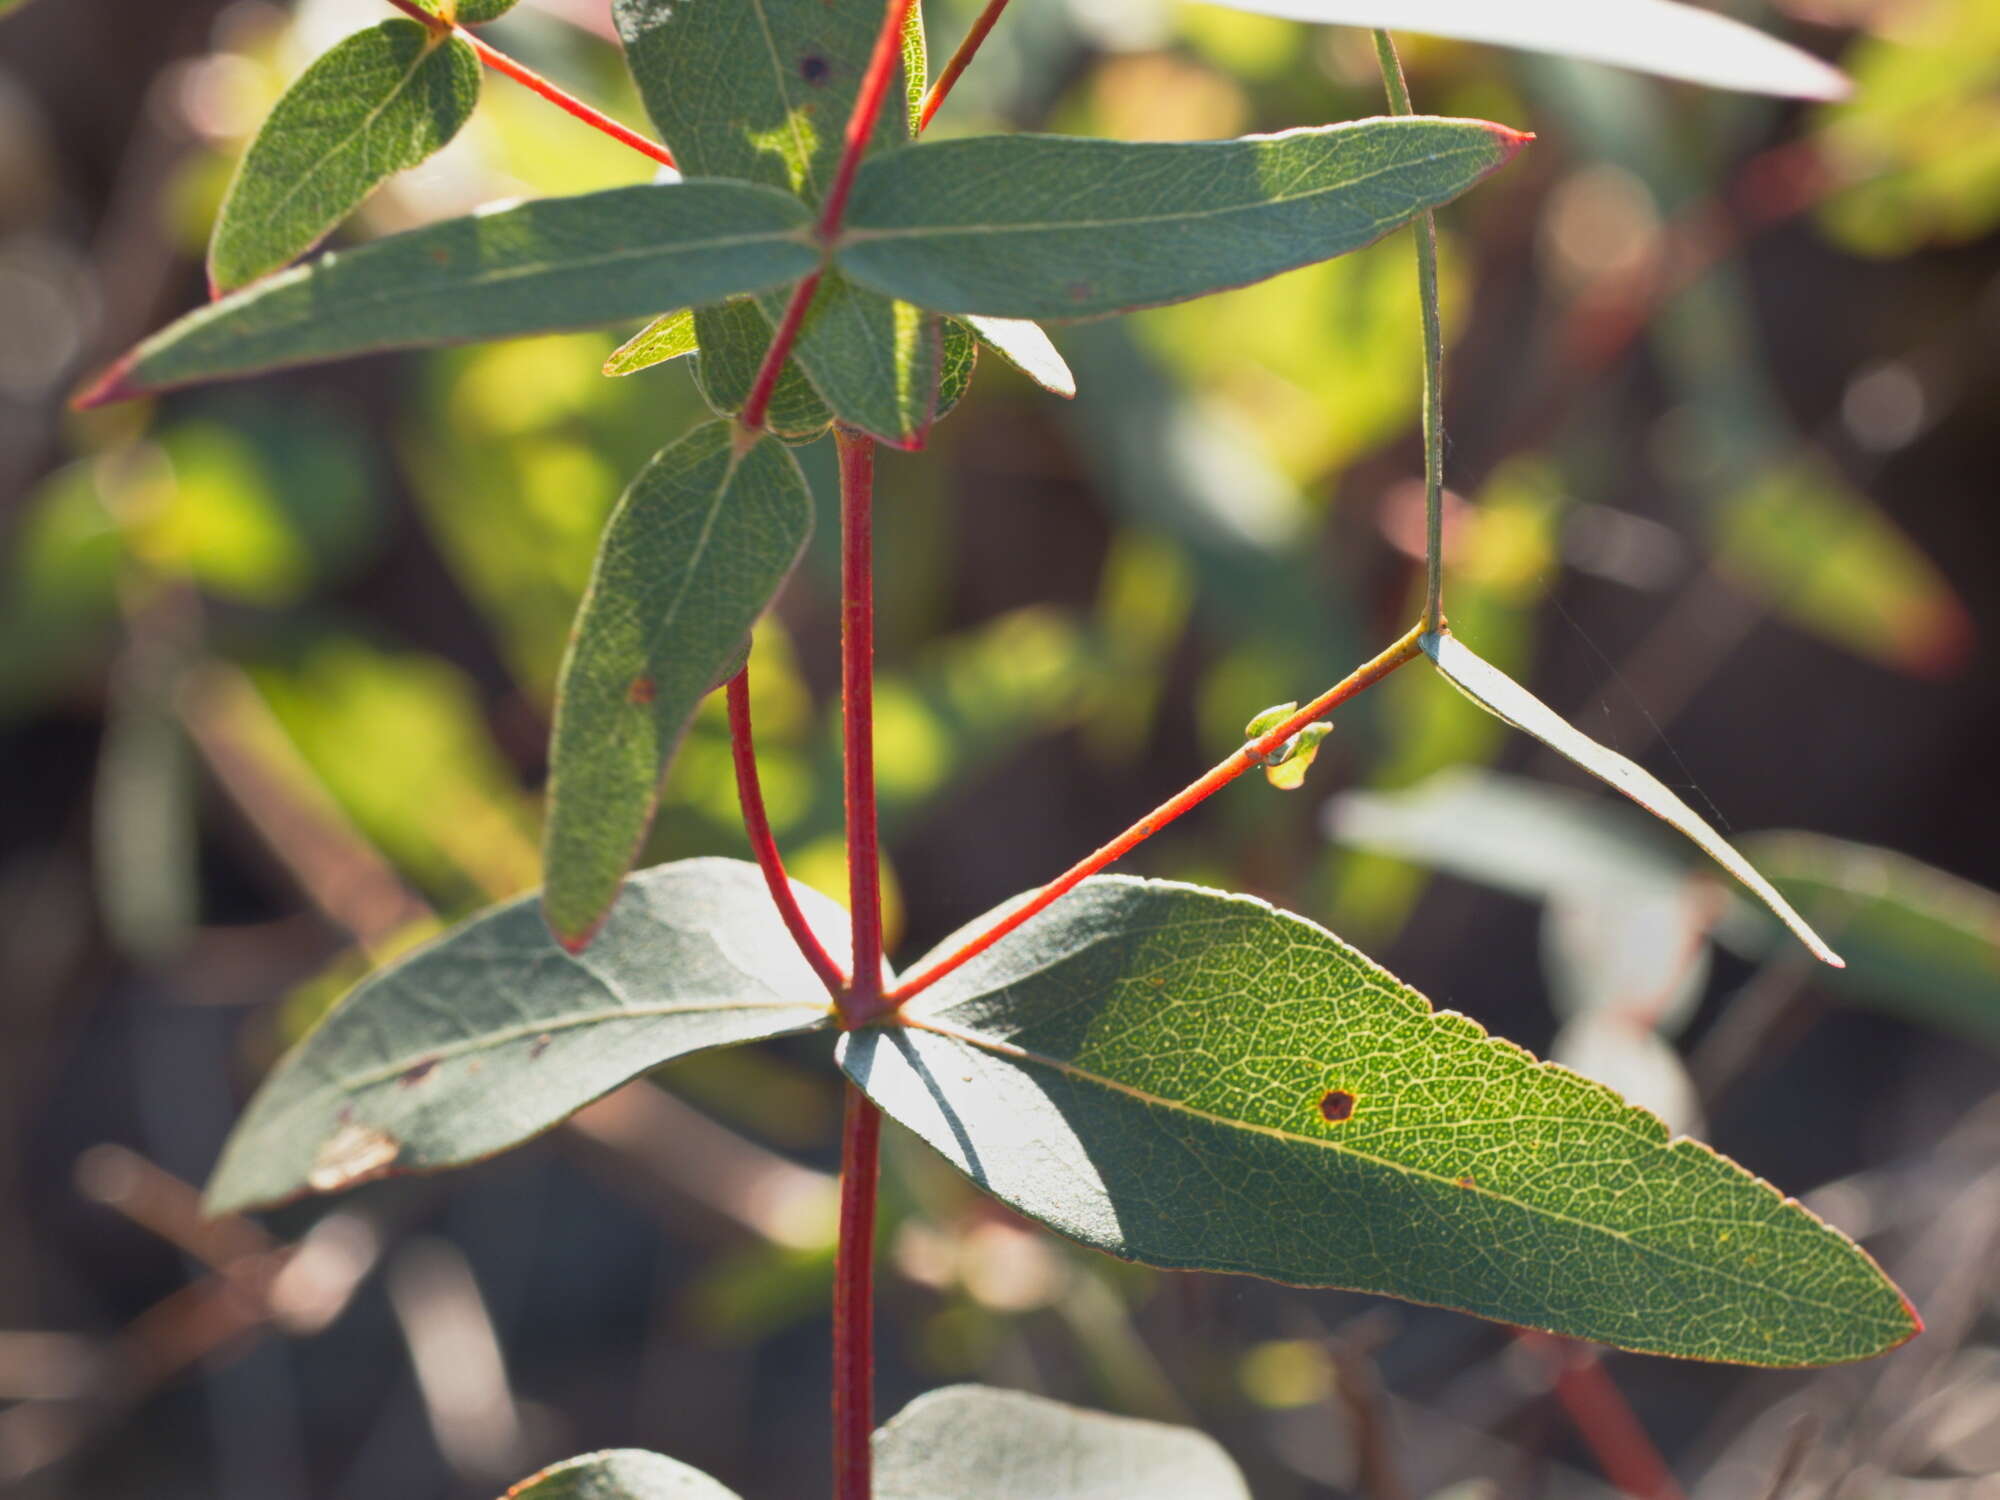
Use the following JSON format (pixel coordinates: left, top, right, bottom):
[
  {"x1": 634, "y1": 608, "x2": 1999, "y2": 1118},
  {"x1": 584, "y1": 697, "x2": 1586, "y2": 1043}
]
[
  {"x1": 874, "y1": 1385, "x2": 1251, "y2": 1499},
  {"x1": 843, "y1": 878, "x2": 1914, "y2": 1364},
  {"x1": 837, "y1": 119, "x2": 1525, "y2": 321},
  {"x1": 543, "y1": 423, "x2": 811, "y2": 949},
  {"x1": 82, "y1": 184, "x2": 816, "y2": 404},
  {"x1": 208, "y1": 21, "x2": 480, "y2": 294},
  {"x1": 1193, "y1": 0, "x2": 1848, "y2": 99},
  {"x1": 206, "y1": 859, "x2": 842, "y2": 1214},
  {"x1": 504, "y1": 1449, "x2": 742, "y2": 1499},
  {"x1": 1422, "y1": 630, "x2": 1841, "y2": 967}
]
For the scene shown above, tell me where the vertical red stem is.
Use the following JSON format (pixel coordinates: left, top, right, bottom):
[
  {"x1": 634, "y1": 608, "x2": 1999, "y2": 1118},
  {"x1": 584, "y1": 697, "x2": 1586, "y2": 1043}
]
[
  {"x1": 1531, "y1": 1336, "x2": 1685, "y2": 1500},
  {"x1": 837, "y1": 429, "x2": 886, "y2": 1021},
  {"x1": 832, "y1": 1084, "x2": 882, "y2": 1500},
  {"x1": 726, "y1": 670, "x2": 849, "y2": 998}
]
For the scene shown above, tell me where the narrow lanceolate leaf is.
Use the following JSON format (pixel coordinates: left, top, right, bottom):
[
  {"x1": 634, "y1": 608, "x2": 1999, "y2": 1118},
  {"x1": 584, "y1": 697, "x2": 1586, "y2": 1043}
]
[
  {"x1": 504, "y1": 1450, "x2": 743, "y2": 1500},
  {"x1": 963, "y1": 316, "x2": 1076, "y2": 398},
  {"x1": 843, "y1": 878, "x2": 1915, "y2": 1364},
  {"x1": 543, "y1": 424, "x2": 812, "y2": 950},
  {"x1": 207, "y1": 21, "x2": 480, "y2": 295},
  {"x1": 77, "y1": 184, "x2": 816, "y2": 406},
  {"x1": 1421, "y1": 630, "x2": 1842, "y2": 967},
  {"x1": 837, "y1": 119, "x2": 1527, "y2": 321},
  {"x1": 1191, "y1": 0, "x2": 1848, "y2": 100},
  {"x1": 205, "y1": 859, "x2": 842, "y2": 1214},
  {"x1": 605, "y1": 309, "x2": 699, "y2": 376},
  {"x1": 875, "y1": 1386, "x2": 1251, "y2": 1500},
  {"x1": 689, "y1": 300, "x2": 833, "y2": 441}
]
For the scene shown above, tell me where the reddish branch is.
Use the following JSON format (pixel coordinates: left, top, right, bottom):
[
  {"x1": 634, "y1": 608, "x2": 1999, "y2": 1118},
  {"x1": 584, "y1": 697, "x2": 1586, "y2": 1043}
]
[
  {"x1": 887, "y1": 623, "x2": 1427, "y2": 1005},
  {"x1": 837, "y1": 430, "x2": 888, "y2": 1022},
  {"x1": 726, "y1": 670, "x2": 848, "y2": 998},
  {"x1": 382, "y1": 0, "x2": 678, "y2": 169},
  {"x1": 1528, "y1": 1335, "x2": 1686, "y2": 1500},
  {"x1": 918, "y1": 0, "x2": 1013, "y2": 131},
  {"x1": 831, "y1": 1087, "x2": 883, "y2": 1500}
]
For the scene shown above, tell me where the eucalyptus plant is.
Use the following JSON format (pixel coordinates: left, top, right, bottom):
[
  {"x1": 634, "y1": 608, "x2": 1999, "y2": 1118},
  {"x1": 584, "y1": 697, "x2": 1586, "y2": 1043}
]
[{"x1": 72, "y1": 0, "x2": 1915, "y2": 1492}]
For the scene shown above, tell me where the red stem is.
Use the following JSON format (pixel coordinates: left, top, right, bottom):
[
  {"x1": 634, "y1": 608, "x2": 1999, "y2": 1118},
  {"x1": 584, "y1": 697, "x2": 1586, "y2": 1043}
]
[
  {"x1": 832, "y1": 1084, "x2": 882, "y2": 1500},
  {"x1": 917, "y1": 0, "x2": 1013, "y2": 131},
  {"x1": 1530, "y1": 1336, "x2": 1685, "y2": 1500},
  {"x1": 726, "y1": 669, "x2": 849, "y2": 998},
  {"x1": 837, "y1": 430, "x2": 887, "y2": 1023},
  {"x1": 739, "y1": 270, "x2": 823, "y2": 434},
  {"x1": 886, "y1": 623, "x2": 1426, "y2": 1005},
  {"x1": 382, "y1": 0, "x2": 677, "y2": 169}
]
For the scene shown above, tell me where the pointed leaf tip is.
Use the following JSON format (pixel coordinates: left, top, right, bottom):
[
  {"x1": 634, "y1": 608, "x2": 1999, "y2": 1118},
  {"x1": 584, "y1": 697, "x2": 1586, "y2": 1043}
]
[{"x1": 70, "y1": 353, "x2": 139, "y2": 411}]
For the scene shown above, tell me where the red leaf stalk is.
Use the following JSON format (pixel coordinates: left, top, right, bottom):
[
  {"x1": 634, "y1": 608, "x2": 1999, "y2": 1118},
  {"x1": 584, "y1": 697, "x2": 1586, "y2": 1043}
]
[{"x1": 832, "y1": 1085, "x2": 882, "y2": 1500}]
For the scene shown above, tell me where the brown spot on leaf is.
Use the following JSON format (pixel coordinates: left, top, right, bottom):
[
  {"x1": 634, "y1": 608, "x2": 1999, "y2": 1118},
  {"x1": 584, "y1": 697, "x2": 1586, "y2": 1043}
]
[
  {"x1": 628, "y1": 676, "x2": 656, "y2": 705},
  {"x1": 799, "y1": 54, "x2": 830, "y2": 84},
  {"x1": 1457, "y1": 1175, "x2": 1476, "y2": 1189},
  {"x1": 1318, "y1": 1089, "x2": 1356, "y2": 1124},
  {"x1": 529, "y1": 1033, "x2": 553, "y2": 1060},
  {"x1": 308, "y1": 1123, "x2": 400, "y2": 1193},
  {"x1": 429, "y1": 246, "x2": 452, "y2": 267},
  {"x1": 399, "y1": 1057, "x2": 439, "y2": 1087},
  {"x1": 1066, "y1": 281, "x2": 1093, "y2": 304}
]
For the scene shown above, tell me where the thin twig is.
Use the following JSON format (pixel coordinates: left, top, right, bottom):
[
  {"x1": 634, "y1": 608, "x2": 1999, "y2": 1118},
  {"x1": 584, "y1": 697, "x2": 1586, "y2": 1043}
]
[
  {"x1": 917, "y1": 0, "x2": 1013, "y2": 131},
  {"x1": 832, "y1": 1086, "x2": 882, "y2": 1500},
  {"x1": 1526, "y1": 1335, "x2": 1685, "y2": 1500},
  {"x1": 837, "y1": 430, "x2": 887, "y2": 1022}
]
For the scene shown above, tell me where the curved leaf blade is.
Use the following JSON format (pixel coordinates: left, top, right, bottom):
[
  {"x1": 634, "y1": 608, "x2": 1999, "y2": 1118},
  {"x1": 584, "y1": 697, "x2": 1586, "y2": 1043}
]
[
  {"x1": 843, "y1": 878, "x2": 1915, "y2": 1365},
  {"x1": 208, "y1": 21, "x2": 481, "y2": 295},
  {"x1": 205, "y1": 859, "x2": 842, "y2": 1215},
  {"x1": 78, "y1": 184, "x2": 816, "y2": 406},
  {"x1": 1421, "y1": 630, "x2": 1841, "y2": 967},
  {"x1": 543, "y1": 424, "x2": 812, "y2": 950},
  {"x1": 836, "y1": 118, "x2": 1527, "y2": 321},
  {"x1": 874, "y1": 1386, "x2": 1250, "y2": 1499},
  {"x1": 1191, "y1": 0, "x2": 1848, "y2": 99},
  {"x1": 504, "y1": 1449, "x2": 742, "y2": 1499}
]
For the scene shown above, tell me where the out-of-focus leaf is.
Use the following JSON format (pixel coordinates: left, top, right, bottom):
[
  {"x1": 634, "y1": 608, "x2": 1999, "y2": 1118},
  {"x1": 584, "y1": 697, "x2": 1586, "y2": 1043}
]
[
  {"x1": 1542, "y1": 883, "x2": 1713, "y2": 1034},
  {"x1": 1726, "y1": 833, "x2": 2000, "y2": 1051},
  {"x1": 207, "y1": 21, "x2": 481, "y2": 294},
  {"x1": 604, "y1": 309, "x2": 698, "y2": 377},
  {"x1": 205, "y1": 859, "x2": 843, "y2": 1213},
  {"x1": 0, "y1": 460, "x2": 123, "y2": 717},
  {"x1": 843, "y1": 877, "x2": 1914, "y2": 1364},
  {"x1": 407, "y1": 0, "x2": 522, "y2": 22},
  {"x1": 80, "y1": 183, "x2": 817, "y2": 404},
  {"x1": 502, "y1": 1449, "x2": 742, "y2": 1499},
  {"x1": 688, "y1": 299, "x2": 833, "y2": 442},
  {"x1": 838, "y1": 120, "x2": 1526, "y2": 320},
  {"x1": 1422, "y1": 630, "x2": 1842, "y2": 967},
  {"x1": 1189, "y1": 0, "x2": 1847, "y2": 98},
  {"x1": 1713, "y1": 454, "x2": 1970, "y2": 677},
  {"x1": 94, "y1": 660, "x2": 199, "y2": 964},
  {"x1": 0, "y1": 0, "x2": 43, "y2": 17},
  {"x1": 543, "y1": 423, "x2": 812, "y2": 950},
  {"x1": 873, "y1": 1385, "x2": 1251, "y2": 1499},
  {"x1": 1551, "y1": 1012, "x2": 1703, "y2": 1137}
]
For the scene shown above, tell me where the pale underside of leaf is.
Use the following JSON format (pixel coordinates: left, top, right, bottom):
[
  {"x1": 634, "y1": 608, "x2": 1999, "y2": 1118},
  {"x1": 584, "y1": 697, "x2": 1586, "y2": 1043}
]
[
  {"x1": 208, "y1": 21, "x2": 481, "y2": 294},
  {"x1": 1421, "y1": 630, "x2": 1842, "y2": 967},
  {"x1": 1194, "y1": 0, "x2": 1849, "y2": 99},
  {"x1": 204, "y1": 859, "x2": 842, "y2": 1215},
  {"x1": 542, "y1": 424, "x2": 812, "y2": 949},
  {"x1": 962, "y1": 316, "x2": 1075, "y2": 398},
  {"x1": 81, "y1": 183, "x2": 817, "y2": 404},
  {"x1": 843, "y1": 878, "x2": 1913, "y2": 1365},
  {"x1": 873, "y1": 1385, "x2": 1252, "y2": 1500},
  {"x1": 835, "y1": 118, "x2": 1524, "y2": 321},
  {"x1": 503, "y1": 1449, "x2": 743, "y2": 1499}
]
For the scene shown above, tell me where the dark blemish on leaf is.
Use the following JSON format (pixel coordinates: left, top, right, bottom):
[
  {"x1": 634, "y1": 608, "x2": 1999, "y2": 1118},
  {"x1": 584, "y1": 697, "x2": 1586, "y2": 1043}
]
[
  {"x1": 529, "y1": 1033, "x2": 553, "y2": 1060},
  {"x1": 399, "y1": 1057, "x2": 440, "y2": 1087},
  {"x1": 799, "y1": 54, "x2": 830, "y2": 84},
  {"x1": 1066, "y1": 281, "x2": 1093, "y2": 304},
  {"x1": 429, "y1": 246, "x2": 451, "y2": 267},
  {"x1": 628, "y1": 676, "x2": 656, "y2": 705},
  {"x1": 1457, "y1": 1175, "x2": 1476, "y2": 1189},
  {"x1": 1318, "y1": 1089, "x2": 1356, "y2": 1123}
]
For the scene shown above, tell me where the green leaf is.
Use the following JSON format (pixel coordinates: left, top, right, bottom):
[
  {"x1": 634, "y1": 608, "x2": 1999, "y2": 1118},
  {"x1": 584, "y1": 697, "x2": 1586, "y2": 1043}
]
[
  {"x1": 205, "y1": 858, "x2": 841, "y2": 1214},
  {"x1": 1189, "y1": 0, "x2": 1848, "y2": 99},
  {"x1": 842, "y1": 878, "x2": 1915, "y2": 1364},
  {"x1": 405, "y1": 0, "x2": 522, "y2": 22},
  {"x1": 758, "y1": 272, "x2": 945, "y2": 450},
  {"x1": 207, "y1": 22, "x2": 480, "y2": 295},
  {"x1": 543, "y1": 423, "x2": 812, "y2": 950},
  {"x1": 1421, "y1": 629, "x2": 1842, "y2": 968},
  {"x1": 963, "y1": 316, "x2": 1075, "y2": 398},
  {"x1": 605, "y1": 309, "x2": 699, "y2": 376},
  {"x1": 78, "y1": 183, "x2": 816, "y2": 405},
  {"x1": 836, "y1": 119, "x2": 1525, "y2": 321},
  {"x1": 503, "y1": 1449, "x2": 743, "y2": 1499},
  {"x1": 688, "y1": 299, "x2": 834, "y2": 442},
  {"x1": 874, "y1": 1386, "x2": 1251, "y2": 1499}
]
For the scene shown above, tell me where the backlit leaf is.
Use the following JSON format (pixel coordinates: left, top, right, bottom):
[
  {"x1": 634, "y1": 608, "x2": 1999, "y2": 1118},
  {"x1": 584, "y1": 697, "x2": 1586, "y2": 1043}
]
[
  {"x1": 1422, "y1": 630, "x2": 1843, "y2": 968},
  {"x1": 688, "y1": 299, "x2": 833, "y2": 441},
  {"x1": 205, "y1": 859, "x2": 842, "y2": 1214},
  {"x1": 605, "y1": 309, "x2": 699, "y2": 376},
  {"x1": 504, "y1": 1450, "x2": 741, "y2": 1499},
  {"x1": 79, "y1": 184, "x2": 816, "y2": 405},
  {"x1": 207, "y1": 21, "x2": 481, "y2": 294},
  {"x1": 836, "y1": 118, "x2": 1526, "y2": 321},
  {"x1": 1191, "y1": 0, "x2": 1848, "y2": 99},
  {"x1": 874, "y1": 1385, "x2": 1251, "y2": 1499},
  {"x1": 843, "y1": 877, "x2": 1914, "y2": 1364},
  {"x1": 543, "y1": 423, "x2": 812, "y2": 950}
]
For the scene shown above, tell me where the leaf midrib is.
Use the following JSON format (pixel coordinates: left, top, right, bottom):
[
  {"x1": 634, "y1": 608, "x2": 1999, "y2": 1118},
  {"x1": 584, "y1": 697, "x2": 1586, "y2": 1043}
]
[{"x1": 900, "y1": 1012, "x2": 1896, "y2": 1331}]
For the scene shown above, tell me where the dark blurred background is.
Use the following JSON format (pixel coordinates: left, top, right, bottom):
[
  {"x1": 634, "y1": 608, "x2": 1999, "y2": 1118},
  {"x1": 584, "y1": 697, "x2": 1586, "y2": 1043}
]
[{"x1": 3, "y1": 0, "x2": 1998, "y2": 1495}]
